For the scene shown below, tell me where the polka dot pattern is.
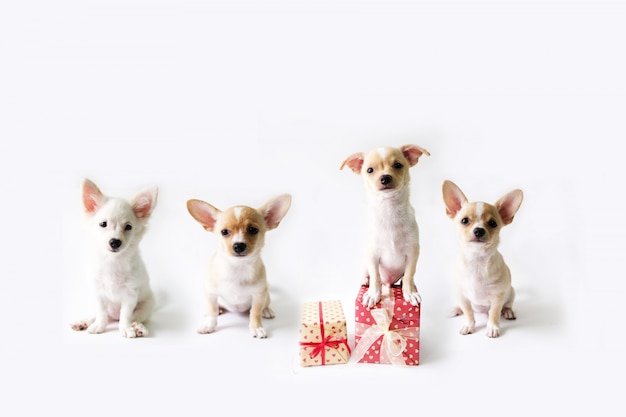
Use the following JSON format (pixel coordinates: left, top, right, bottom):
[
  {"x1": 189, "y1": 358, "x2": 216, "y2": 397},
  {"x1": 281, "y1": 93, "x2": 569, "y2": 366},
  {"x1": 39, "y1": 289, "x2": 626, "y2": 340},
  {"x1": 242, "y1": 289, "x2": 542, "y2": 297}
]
[
  {"x1": 354, "y1": 285, "x2": 420, "y2": 366},
  {"x1": 299, "y1": 300, "x2": 350, "y2": 367}
]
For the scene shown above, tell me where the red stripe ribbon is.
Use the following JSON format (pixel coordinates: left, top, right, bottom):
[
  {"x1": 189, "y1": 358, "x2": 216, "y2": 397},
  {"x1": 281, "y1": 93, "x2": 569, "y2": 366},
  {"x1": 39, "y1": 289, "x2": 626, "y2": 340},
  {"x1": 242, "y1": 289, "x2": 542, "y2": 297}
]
[{"x1": 299, "y1": 302, "x2": 351, "y2": 364}]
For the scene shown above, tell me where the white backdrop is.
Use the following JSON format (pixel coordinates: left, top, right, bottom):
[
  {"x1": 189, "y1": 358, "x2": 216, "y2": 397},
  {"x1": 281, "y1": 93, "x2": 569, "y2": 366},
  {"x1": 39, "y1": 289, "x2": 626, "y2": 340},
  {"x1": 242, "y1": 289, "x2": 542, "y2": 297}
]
[{"x1": 2, "y1": 1, "x2": 624, "y2": 415}]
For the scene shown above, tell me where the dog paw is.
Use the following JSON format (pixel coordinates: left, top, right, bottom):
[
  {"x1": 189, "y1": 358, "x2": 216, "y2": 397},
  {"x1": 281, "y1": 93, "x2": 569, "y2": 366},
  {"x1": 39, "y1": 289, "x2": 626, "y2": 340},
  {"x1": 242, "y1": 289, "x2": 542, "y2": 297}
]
[
  {"x1": 362, "y1": 288, "x2": 381, "y2": 308},
  {"x1": 403, "y1": 290, "x2": 422, "y2": 306},
  {"x1": 197, "y1": 317, "x2": 217, "y2": 334},
  {"x1": 86, "y1": 321, "x2": 107, "y2": 334},
  {"x1": 459, "y1": 323, "x2": 475, "y2": 335},
  {"x1": 197, "y1": 325, "x2": 216, "y2": 334},
  {"x1": 486, "y1": 324, "x2": 500, "y2": 338},
  {"x1": 71, "y1": 319, "x2": 94, "y2": 331},
  {"x1": 501, "y1": 307, "x2": 516, "y2": 320},
  {"x1": 262, "y1": 307, "x2": 275, "y2": 319},
  {"x1": 448, "y1": 307, "x2": 463, "y2": 318},
  {"x1": 250, "y1": 327, "x2": 267, "y2": 339},
  {"x1": 120, "y1": 322, "x2": 148, "y2": 338}
]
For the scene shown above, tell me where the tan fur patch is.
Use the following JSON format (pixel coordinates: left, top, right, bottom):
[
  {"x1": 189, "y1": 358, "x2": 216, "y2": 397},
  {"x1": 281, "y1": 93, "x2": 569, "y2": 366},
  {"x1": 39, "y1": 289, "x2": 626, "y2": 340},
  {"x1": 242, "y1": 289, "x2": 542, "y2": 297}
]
[
  {"x1": 362, "y1": 148, "x2": 410, "y2": 191},
  {"x1": 218, "y1": 206, "x2": 265, "y2": 256}
]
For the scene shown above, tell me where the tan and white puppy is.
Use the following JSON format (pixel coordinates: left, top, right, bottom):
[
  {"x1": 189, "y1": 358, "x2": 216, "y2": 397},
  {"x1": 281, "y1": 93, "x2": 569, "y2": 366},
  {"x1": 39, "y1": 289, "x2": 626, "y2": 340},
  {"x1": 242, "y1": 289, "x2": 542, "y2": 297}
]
[
  {"x1": 442, "y1": 180, "x2": 523, "y2": 338},
  {"x1": 187, "y1": 194, "x2": 291, "y2": 338},
  {"x1": 341, "y1": 145, "x2": 430, "y2": 308},
  {"x1": 71, "y1": 179, "x2": 158, "y2": 338}
]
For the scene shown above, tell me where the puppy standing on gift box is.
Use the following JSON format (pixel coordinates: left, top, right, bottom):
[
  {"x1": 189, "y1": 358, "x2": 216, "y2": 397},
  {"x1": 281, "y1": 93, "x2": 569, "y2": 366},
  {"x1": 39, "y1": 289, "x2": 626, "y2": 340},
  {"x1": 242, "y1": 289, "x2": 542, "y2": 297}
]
[
  {"x1": 187, "y1": 194, "x2": 291, "y2": 338},
  {"x1": 71, "y1": 179, "x2": 158, "y2": 338},
  {"x1": 341, "y1": 144, "x2": 430, "y2": 308},
  {"x1": 442, "y1": 180, "x2": 523, "y2": 338}
]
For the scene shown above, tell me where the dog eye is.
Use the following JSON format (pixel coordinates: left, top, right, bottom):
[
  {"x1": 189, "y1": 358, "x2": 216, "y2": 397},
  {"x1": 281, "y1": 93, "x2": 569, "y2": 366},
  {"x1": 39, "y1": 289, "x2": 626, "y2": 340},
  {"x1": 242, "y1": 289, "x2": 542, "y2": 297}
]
[
  {"x1": 366, "y1": 167, "x2": 374, "y2": 174},
  {"x1": 488, "y1": 219, "x2": 497, "y2": 228},
  {"x1": 221, "y1": 229, "x2": 230, "y2": 236},
  {"x1": 125, "y1": 224, "x2": 133, "y2": 231},
  {"x1": 393, "y1": 162, "x2": 403, "y2": 169},
  {"x1": 247, "y1": 226, "x2": 259, "y2": 235},
  {"x1": 460, "y1": 217, "x2": 470, "y2": 225},
  {"x1": 99, "y1": 221, "x2": 107, "y2": 228}
]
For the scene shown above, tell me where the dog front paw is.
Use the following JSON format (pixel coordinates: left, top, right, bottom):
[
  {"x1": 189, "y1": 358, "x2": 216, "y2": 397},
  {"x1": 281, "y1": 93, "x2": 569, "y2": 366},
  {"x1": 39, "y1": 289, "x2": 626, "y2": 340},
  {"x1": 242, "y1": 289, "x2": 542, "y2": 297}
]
[
  {"x1": 403, "y1": 290, "x2": 422, "y2": 306},
  {"x1": 120, "y1": 322, "x2": 148, "y2": 338},
  {"x1": 250, "y1": 327, "x2": 267, "y2": 339},
  {"x1": 459, "y1": 323, "x2": 475, "y2": 335},
  {"x1": 501, "y1": 307, "x2": 516, "y2": 320},
  {"x1": 86, "y1": 321, "x2": 107, "y2": 334},
  {"x1": 197, "y1": 317, "x2": 217, "y2": 334},
  {"x1": 197, "y1": 325, "x2": 216, "y2": 334},
  {"x1": 486, "y1": 324, "x2": 500, "y2": 338},
  {"x1": 262, "y1": 307, "x2": 275, "y2": 319},
  {"x1": 448, "y1": 307, "x2": 463, "y2": 318},
  {"x1": 362, "y1": 287, "x2": 381, "y2": 308}
]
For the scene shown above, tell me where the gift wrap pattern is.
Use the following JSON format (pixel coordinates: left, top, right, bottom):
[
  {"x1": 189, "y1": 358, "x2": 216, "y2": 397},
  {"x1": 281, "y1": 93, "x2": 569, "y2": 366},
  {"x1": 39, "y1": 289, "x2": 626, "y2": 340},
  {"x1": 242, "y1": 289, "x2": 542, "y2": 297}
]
[
  {"x1": 299, "y1": 300, "x2": 351, "y2": 366},
  {"x1": 353, "y1": 285, "x2": 420, "y2": 366}
]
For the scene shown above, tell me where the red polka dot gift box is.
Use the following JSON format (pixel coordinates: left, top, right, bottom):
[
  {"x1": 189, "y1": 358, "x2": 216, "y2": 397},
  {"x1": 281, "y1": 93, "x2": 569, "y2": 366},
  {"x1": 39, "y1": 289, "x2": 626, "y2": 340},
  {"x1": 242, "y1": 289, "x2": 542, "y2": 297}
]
[
  {"x1": 352, "y1": 285, "x2": 420, "y2": 366},
  {"x1": 299, "y1": 300, "x2": 351, "y2": 367}
]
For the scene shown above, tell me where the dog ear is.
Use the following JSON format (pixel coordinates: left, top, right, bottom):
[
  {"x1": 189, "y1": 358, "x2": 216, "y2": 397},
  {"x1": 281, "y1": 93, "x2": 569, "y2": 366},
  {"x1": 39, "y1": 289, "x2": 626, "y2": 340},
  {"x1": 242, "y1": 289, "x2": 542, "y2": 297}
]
[
  {"x1": 496, "y1": 189, "x2": 523, "y2": 225},
  {"x1": 187, "y1": 199, "x2": 220, "y2": 232},
  {"x1": 401, "y1": 144, "x2": 431, "y2": 167},
  {"x1": 132, "y1": 187, "x2": 158, "y2": 220},
  {"x1": 260, "y1": 194, "x2": 292, "y2": 230},
  {"x1": 82, "y1": 179, "x2": 105, "y2": 214},
  {"x1": 340, "y1": 152, "x2": 365, "y2": 174},
  {"x1": 442, "y1": 180, "x2": 468, "y2": 219}
]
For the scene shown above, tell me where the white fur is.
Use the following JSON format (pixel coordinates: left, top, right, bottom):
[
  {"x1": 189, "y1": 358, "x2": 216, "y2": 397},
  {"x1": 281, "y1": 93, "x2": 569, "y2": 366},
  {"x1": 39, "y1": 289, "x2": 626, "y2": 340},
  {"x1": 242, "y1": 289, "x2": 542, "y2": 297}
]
[
  {"x1": 341, "y1": 144, "x2": 430, "y2": 308},
  {"x1": 442, "y1": 180, "x2": 523, "y2": 338},
  {"x1": 71, "y1": 179, "x2": 158, "y2": 338},
  {"x1": 376, "y1": 147, "x2": 389, "y2": 159},
  {"x1": 475, "y1": 202, "x2": 484, "y2": 225}
]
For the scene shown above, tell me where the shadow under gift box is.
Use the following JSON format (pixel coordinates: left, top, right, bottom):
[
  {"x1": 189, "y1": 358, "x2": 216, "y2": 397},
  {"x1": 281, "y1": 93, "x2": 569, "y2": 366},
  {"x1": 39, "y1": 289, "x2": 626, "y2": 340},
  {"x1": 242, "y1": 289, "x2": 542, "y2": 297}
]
[
  {"x1": 353, "y1": 285, "x2": 420, "y2": 366},
  {"x1": 299, "y1": 300, "x2": 351, "y2": 367}
]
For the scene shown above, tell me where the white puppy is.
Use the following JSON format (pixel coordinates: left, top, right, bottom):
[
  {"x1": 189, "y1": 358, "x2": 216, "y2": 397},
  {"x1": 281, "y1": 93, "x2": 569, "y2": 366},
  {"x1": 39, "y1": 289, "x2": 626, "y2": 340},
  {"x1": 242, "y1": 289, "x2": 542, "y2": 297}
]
[
  {"x1": 341, "y1": 144, "x2": 430, "y2": 308},
  {"x1": 442, "y1": 180, "x2": 523, "y2": 338},
  {"x1": 71, "y1": 179, "x2": 158, "y2": 338},
  {"x1": 186, "y1": 194, "x2": 291, "y2": 338}
]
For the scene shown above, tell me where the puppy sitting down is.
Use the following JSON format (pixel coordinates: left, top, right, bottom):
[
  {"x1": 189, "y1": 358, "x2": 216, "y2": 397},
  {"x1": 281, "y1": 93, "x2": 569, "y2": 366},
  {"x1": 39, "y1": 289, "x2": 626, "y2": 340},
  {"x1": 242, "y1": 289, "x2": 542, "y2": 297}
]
[
  {"x1": 187, "y1": 194, "x2": 291, "y2": 338},
  {"x1": 341, "y1": 144, "x2": 430, "y2": 308},
  {"x1": 442, "y1": 180, "x2": 523, "y2": 338},
  {"x1": 71, "y1": 179, "x2": 158, "y2": 338}
]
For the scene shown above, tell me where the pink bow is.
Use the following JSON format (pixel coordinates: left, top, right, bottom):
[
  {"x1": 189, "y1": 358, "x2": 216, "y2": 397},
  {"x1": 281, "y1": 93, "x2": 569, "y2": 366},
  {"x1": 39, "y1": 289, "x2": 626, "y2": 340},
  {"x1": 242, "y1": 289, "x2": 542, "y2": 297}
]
[{"x1": 351, "y1": 299, "x2": 419, "y2": 366}]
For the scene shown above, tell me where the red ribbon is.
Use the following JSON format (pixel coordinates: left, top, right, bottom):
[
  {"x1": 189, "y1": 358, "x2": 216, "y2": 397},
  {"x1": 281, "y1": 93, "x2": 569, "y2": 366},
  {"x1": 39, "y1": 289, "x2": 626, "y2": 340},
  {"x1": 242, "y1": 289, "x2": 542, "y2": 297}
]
[{"x1": 299, "y1": 302, "x2": 351, "y2": 365}]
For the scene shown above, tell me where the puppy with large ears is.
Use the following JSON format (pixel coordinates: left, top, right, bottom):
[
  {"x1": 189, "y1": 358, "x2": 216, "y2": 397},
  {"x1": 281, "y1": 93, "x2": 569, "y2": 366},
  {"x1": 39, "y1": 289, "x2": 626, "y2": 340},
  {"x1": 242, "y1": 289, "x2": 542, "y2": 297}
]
[
  {"x1": 442, "y1": 180, "x2": 523, "y2": 338},
  {"x1": 186, "y1": 194, "x2": 291, "y2": 338},
  {"x1": 71, "y1": 179, "x2": 158, "y2": 338},
  {"x1": 341, "y1": 144, "x2": 430, "y2": 308}
]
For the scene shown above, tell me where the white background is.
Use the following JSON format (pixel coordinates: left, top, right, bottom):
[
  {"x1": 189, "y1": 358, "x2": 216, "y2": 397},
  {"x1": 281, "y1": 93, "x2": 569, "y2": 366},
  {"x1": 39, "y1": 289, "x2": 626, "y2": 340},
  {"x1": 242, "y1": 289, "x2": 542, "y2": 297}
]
[{"x1": 2, "y1": 0, "x2": 624, "y2": 415}]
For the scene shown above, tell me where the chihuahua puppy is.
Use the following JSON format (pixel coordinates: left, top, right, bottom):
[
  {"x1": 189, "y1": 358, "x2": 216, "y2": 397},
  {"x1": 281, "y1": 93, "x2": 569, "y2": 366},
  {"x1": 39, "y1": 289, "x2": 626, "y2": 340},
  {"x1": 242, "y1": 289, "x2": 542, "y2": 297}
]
[
  {"x1": 71, "y1": 179, "x2": 158, "y2": 338},
  {"x1": 341, "y1": 144, "x2": 430, "y2": 308},
  {"x1": 442, "y1": 180, "x2": 523, "y2": 338},
  {"x1": 186, "y1": 194, "x2": 291, "y2": 338}
]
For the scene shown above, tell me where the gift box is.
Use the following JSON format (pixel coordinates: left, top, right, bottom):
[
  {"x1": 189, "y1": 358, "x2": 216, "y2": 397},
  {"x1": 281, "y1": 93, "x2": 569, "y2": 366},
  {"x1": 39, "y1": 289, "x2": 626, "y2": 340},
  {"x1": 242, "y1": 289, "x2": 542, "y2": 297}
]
[
  {"x1": 299, "y1": 300, "x2": 351, "y2": 367},
  {"x1": 353, "y1": 285, "x2": 420, "y2": 366}
]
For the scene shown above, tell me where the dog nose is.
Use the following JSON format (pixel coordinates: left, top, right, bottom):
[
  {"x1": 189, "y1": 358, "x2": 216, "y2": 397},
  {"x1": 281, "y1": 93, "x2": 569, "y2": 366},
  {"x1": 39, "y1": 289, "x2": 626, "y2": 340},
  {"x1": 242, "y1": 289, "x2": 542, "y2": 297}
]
[
  {"x1": 380, "y1": 175, "x2": 392, "y2": 185},
  {"x1": 473, "y1": 228, "x2": 486, "y2": 238},
  {"x1": 109, "y1": 238, "x2": 122, "y2": 249},
  {"x1": 233, "y1": 242, "x2": 247, "y2": 254}
]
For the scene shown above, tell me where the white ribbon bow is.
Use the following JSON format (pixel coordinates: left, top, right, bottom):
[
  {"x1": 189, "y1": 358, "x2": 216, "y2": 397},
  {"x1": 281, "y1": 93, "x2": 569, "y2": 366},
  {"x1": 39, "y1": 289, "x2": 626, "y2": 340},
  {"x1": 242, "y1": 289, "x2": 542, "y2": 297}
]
[{"x1": 350, "y1": 300, "x2": 419, "y2": 366}]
